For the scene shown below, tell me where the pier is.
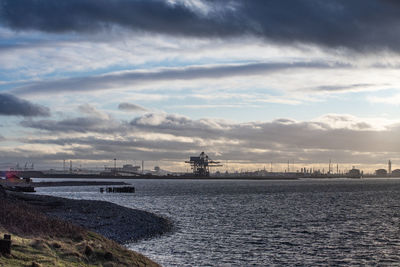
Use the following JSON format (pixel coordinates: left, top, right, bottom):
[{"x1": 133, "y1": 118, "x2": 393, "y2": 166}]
[{"x1": 100, "y1": 186, "x2": 135, "y2": 193}]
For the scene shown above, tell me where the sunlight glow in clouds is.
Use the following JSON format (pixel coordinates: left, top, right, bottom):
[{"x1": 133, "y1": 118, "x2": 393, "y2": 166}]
[{"x1": 1, "y1": 0, "x2": 400, "y2": 171}]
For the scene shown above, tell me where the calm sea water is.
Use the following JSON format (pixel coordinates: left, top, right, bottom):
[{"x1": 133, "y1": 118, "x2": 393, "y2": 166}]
[{"x1": 35, "y1": 178, "x2": 400, "y2": 266}]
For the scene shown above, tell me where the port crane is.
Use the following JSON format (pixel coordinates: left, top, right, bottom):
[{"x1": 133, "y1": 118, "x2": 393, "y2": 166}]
[{"x1": 185, "y1": 152, "x2": 222, "y2": 177}]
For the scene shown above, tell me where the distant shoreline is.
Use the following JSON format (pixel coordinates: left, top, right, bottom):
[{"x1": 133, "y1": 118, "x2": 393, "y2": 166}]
[
  {"x1": 9, "y1": 170, "x2": 394, "y2": 180},
  {"x1": 36, "y1": 175, "x2": 300, "y2": 180},
  {"x1": 2, "y1": 170, "x2": 299, "y2": 180},
  {"x1": 32, "y1": 180, "x2": 129, "y2": 187},
  {"x1": 28, "y1": 172, "x2": 299, "y2": 180}
]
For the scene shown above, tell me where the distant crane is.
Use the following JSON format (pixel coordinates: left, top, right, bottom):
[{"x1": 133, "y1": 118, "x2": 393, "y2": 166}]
[{"x1": 185, "y1": 152, "x2": 222, "y2": 177}]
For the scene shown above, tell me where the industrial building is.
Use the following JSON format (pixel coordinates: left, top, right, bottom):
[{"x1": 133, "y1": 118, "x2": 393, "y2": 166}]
[
  {"x1": 347, "y1": 167, "x2": 362, "y2": 178},
  {"x1": 375, "y1": 169, "x2": 387, "y2": 177},
  {"x1": 391, "y1": 169, "x2": 400, "y2": 177}
]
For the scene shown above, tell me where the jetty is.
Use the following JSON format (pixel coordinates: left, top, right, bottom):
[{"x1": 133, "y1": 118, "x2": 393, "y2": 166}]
[
  {"x1": 100, "y1": 186, "x2": 135, "y2": 193},
  {"x1": 0, "y1": 179, "x2": 133, "y2": 193}
]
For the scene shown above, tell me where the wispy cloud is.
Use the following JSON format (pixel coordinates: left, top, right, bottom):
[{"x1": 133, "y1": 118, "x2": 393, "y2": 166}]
[
  {"x1": 313, "y1": 83, "x2": 381, "y2": 92},
  {"x1": 367, "y1": 94, "x2": 400, "y2": 105},
  {"x1": 118, "y1": 102, "x2": 148, "y2": 112},
  {"x1": 11, "y1": 61, "x2": 345, "y2": 95},
  {"x1": 20, "y1": 115, "x2": 123, "y2": 134}
]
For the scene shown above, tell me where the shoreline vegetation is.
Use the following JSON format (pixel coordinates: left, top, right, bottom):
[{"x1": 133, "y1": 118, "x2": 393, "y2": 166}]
[{"x1": 0, "y1": 184, "x2": 172, "y2": 267}]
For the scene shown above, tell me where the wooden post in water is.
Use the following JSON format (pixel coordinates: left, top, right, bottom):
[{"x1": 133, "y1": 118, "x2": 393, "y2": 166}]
[{"x1": 0, "y1": 234, "x2": 11, "y2": 255}]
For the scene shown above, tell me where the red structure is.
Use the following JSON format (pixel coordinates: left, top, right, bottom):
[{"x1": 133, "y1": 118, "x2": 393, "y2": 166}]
[{"x1": 5, "y1": 171, "x2": 21, "y2": 182}]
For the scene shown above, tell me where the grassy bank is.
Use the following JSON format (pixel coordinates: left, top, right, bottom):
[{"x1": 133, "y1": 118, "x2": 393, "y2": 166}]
[{"x1": 0, "y1": 195, "x2": 160, "y2": 266}]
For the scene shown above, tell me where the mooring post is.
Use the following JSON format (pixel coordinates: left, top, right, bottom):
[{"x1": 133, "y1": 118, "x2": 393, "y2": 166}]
[{"x1": 0, "y1": 234, "x2": 11, "y2": 255}]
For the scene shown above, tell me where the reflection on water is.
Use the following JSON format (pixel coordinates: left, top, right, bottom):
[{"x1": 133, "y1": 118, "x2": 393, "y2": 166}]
[{"x1": 35, "y1": 178, "x2": 400, "y2": 266}]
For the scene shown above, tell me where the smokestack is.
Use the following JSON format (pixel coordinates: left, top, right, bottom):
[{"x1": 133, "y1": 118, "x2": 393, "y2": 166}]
[
  {"x1": 329, "y1": 159, "x2": 331, "y2": 174},
  {"x1": 114, "y1": 158, "x2": 117, "y2": 176}
]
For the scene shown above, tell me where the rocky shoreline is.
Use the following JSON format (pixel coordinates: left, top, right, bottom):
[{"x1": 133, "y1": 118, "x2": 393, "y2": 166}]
[
  {"x1": 9, "y1": 192, "x2": 173, "y2": 244},
  {"x1": 0, "y1": 185, "x2": 166, "y2": 266}
]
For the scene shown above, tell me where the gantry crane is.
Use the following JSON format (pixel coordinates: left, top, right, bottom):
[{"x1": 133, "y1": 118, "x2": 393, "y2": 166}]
[{"x1": 185, "y1": 152, "x2": 222, "y2": 177}]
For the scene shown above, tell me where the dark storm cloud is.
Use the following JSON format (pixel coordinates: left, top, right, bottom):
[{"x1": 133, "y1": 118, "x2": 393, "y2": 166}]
[
  {"x1": 118, "y1": 102, "x2": 148, "y2": 112},
  {"x1": 12, "y1": 61, "x2": 341, "y2": 95},
  {"x1": 0, "y1": 0, "x2": 228, "y2": 35},
  {"x1": 0, "y1": 93, "x2": 50, "y2": 117},
  {"x1": 2, "y1": 0, "x2": 400, "y2": 51}
]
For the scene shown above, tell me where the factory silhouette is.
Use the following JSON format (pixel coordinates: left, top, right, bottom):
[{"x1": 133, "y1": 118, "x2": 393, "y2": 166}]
[{"x1": 1, "y1": 152, "x2": 398, "y2": 180}]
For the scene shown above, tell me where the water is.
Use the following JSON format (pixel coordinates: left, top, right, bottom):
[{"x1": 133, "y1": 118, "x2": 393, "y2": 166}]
[{"x1": 35, "y1": 178, "x2": 400, "y2": 266}]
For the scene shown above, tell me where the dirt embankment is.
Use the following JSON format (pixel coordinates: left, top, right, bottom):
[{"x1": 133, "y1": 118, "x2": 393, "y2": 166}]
[
  {"x1": 12, "y1": 192, "x2": 172, "y2": 244},
  {"x1": 0, "y1": 186, "x2": 172, "y2": 266}
]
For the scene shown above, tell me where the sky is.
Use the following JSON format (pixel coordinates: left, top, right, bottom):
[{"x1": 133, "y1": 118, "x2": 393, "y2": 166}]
[{"x1": 1, "y1": 0, "x2": 400, "y2": 173}]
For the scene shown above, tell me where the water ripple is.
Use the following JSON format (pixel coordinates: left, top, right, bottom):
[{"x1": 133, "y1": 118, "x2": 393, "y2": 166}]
[{"x1": 36, "y1": 178, "x2": 400, "y2": 266}]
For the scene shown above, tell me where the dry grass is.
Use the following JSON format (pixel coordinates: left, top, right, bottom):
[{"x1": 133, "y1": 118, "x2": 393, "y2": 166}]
[
  {"x1": 0, "y1": 197, "x2": 160, "y2": 266},
  {"x1": 0, "y1": 231, "x2": 160, "y2": 266},
  {"x1": 0, "y1": 198, "x2": 84, "y2": 240}
]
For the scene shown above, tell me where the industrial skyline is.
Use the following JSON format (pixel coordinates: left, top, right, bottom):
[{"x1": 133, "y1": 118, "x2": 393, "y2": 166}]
[
  {"x1": 2, "y1": 156, "x2": 398, "y2": 176},
  {"x1": 1, "y1": 1, "x2": 400, "y2": 171}
]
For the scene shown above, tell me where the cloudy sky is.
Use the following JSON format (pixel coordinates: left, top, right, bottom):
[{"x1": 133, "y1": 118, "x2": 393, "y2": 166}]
[{"x1": 1, "y1": 0, "x2": 400, "y2": 172}]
